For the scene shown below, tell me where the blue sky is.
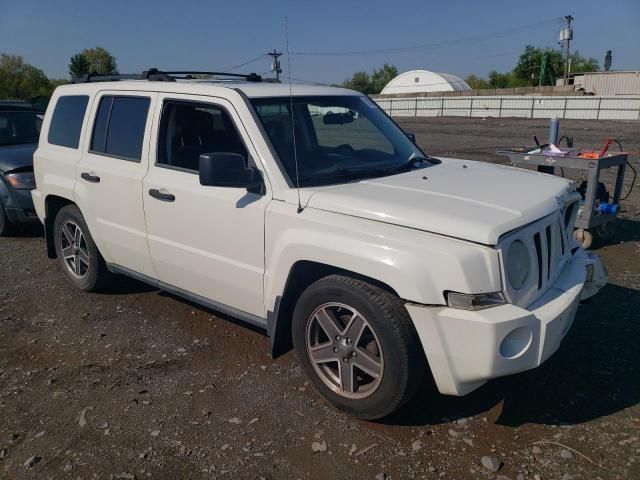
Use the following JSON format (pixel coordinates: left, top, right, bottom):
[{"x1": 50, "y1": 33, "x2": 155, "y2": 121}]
[{"x1": 1, "y1": 0, "x2": 638, "y2": 83}]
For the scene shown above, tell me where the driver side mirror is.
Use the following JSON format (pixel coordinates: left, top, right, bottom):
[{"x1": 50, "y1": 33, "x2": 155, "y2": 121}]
[{"x1": 199, "y1": 153, "x2": 262, "y2": 192}]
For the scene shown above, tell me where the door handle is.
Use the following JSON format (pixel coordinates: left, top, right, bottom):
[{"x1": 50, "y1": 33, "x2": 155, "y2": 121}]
[
  {"x1": 81, "y1": 172, "x2": 101, "y2": 183},
  {"x1": 148, "y1": 188, "x2": 175, "y2": 202}
]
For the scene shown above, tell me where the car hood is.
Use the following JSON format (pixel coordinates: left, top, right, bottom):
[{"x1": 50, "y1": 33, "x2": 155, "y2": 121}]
[
  {"x1": 0, "y1": 143, "x2": 37, "y2": 173},
  {"x1": 305, "y1": 158, "x2": 573, "y2": 245}
]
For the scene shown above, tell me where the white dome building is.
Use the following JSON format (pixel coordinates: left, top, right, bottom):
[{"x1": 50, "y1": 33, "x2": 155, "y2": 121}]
[{"x1": 381, "y1": 70, "x2": 471, "y2": 95}]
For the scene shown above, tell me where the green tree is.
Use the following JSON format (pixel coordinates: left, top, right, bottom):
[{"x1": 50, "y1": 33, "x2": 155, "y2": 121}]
[
  {"x1": 341, "y1": 64, "x2": 399, "y2": 94},
  {"x1": 69, "y1": 47, "x2": 118, "y2": 78},
  {"x1": 569, "y1": 50, "x2": 599, "y2": 74},
  {"x1": 342, "y1": 71, "x2": 373, "y2": 94},
  {"x1": 0, "y1": 54, "x2": 52, "y2": 99},
  {"x1": 49, "y1": 78, "x2": 69, "y2": 89},
  {"x1": 69, "y1": 53, "x2": 91, "y2": 78},
  {"x1": 487, "y1": 70, "x2": 512, "y2": 89},
  {"x1": 370, "y1": 63, "x2": 398, "y2": 94},
  {"x1": 464, "y1": 45, "x2": 601, "y2": 90},
  {"x1": 513, "y1": 46, "x2": 560, "y2": 85},
  {"x1": 513, "y1": 45, "x2": 599, "y2": 86},
  {"x1": 464, "y1": 74, "x2": 490, "y2": 90}
]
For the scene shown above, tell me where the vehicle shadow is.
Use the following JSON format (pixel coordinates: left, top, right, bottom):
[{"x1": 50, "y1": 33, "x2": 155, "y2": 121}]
[
  {"x1": 102, "y1": 274, "x2": 158, "y2": 295},
  {"x1": 384, "y1": 282, "x2": 640, "y2": 428},
  {"x1": 7, "y1": 224, "x2": 43, "y2": 238},
  {"x1": 607, "y1": 218, "x2": 640, "y2": 245},
  {"x1": 156, "y1": 290, "x2": 267, "y2": 336},
  {"x1": 100, "y1": 274, "x2": 266, "y2": 322}
]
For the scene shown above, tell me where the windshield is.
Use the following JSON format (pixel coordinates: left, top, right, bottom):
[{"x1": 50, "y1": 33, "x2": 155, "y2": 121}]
[
  {"x1": 251, "y1": 95, "x2": 431, "y2": 187},
  {"x1": 0, "y1": 111, "x2": 43, "y2": 146}
]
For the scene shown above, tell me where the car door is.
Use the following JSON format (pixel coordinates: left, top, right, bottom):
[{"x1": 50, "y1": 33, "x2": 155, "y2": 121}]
[
  {"x1": 142, "y1": 94, "x2": 270, "y2": 320},
  {"x1": 74, "y1": 91, "x2": 158, "y2": 278}
]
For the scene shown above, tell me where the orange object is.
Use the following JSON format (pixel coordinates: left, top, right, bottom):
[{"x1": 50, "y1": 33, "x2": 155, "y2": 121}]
[{"x1": 578, "y1": 151, "x2": 600, "y2": 159}]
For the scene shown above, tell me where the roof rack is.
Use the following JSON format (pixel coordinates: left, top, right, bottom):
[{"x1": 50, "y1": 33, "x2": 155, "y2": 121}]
[{"x1": 71, "y1": 68, "x2": 263, "y2": 84}]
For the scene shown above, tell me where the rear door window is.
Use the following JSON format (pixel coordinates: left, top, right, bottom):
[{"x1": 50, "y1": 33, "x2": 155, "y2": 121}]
[
  {"x1": 48, "y1": 95, "x2": 89, "y2": 148},
  {"x1": 90, "y1": 96, "x2": 151, "y2": 161}
]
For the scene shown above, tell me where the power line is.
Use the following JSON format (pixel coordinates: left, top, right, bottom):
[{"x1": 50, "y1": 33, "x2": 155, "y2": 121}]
[
  {"x1": 222, "y1": 54, "x2": 267, "y2": 73},
  {"x1": 288, "y1": 77, "x2": 332, "y2": 86},
  {"x1": 399, "y1": 49, "x2": 524, "y2": 73},
  {"x1": 290, "y1": 18, "x2": 564, "y2": 57}
]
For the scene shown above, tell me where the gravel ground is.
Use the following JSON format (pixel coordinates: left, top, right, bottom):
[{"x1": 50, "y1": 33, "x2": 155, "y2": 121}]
[{"x1": 1, "y1": 117, "x2": 639, "y2": 480}]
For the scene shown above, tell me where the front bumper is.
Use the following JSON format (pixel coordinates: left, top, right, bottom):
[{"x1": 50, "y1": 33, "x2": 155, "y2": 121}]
[
  {"x1": 407, "y1": 249, "x2": 606, "y2": 396},
  {"x1": 2, "y1": 186, "x2": 39, "y2": 225}
]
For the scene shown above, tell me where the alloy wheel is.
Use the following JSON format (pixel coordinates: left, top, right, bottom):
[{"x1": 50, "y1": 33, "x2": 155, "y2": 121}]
[
  {"x1": 305, "y1": 302, "x2": 384, "y2": 399},
  {"x1": 59, "y1": 220, "x2": 90, "y2": 279}
]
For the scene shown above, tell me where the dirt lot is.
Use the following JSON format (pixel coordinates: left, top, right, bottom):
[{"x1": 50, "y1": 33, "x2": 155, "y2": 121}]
[{"x1": 1, "y1": 118, "x2": 639, "y2": 480}]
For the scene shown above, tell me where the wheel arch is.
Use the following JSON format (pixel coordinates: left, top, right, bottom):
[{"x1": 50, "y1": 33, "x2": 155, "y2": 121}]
[
  {"x1": 268, "y1": 260, "x2": 401, "y2": 358},
  {"x1": 44, "y1": 195, "x2": 76, "y2": 258}
]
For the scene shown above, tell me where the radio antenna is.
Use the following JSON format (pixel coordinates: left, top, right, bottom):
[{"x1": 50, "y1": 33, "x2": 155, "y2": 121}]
[{"x1": 285, "y1": 16, "x2": 303, "y2": 214}]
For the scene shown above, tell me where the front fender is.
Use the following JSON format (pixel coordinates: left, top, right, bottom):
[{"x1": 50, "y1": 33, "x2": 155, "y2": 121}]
[{"x1": 264, "y1": 202, "x2": 502, "y2": 312}]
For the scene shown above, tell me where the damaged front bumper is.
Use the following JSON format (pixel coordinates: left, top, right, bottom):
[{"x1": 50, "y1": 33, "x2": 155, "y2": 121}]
[{"x1": 406, "y1": 249, "x2": 607, "y2": 396}]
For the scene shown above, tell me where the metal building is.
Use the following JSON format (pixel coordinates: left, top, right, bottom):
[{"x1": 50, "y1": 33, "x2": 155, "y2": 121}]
[
  {"x1": 566, "y1": 71, "x2": 640, "y2": 96},
  {"x1": 381, "y1": 70, "x2": 471, "y2": 95}
]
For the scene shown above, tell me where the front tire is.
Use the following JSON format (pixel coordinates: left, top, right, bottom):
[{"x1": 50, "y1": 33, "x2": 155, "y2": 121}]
[
  {"x1": 53, "y1": 205, "x2": 111, "y2": 291},
  {"x1": 292, "y1": 275, "x2": 425, "y2": 420}
]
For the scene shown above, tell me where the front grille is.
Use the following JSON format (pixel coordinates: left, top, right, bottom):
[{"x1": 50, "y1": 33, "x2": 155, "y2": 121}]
[
  {"x1": 500, "y1": 196, "x2": 579, "y2": 308},
  {"x1": 531, "y1": 214, "x2": 568, "y2": 294}
]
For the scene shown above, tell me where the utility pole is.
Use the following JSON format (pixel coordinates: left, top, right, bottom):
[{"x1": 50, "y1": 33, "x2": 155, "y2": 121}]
[
  {"x1": 559, "y1": 15, "x2": 574, "y2": 85},
  {"x1": 267, "y1": 49, "x2": 283, "y2": 82}
]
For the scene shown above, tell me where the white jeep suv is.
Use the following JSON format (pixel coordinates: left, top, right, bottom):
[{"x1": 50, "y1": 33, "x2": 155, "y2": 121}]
[{"x1": 32, "y1": 70, "x2": 606, "y2": 419}]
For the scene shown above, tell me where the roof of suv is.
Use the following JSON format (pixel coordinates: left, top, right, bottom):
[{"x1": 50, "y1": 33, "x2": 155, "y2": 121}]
[{"x1": 54, "y1": 79, "x2": 359, "y2": 99}]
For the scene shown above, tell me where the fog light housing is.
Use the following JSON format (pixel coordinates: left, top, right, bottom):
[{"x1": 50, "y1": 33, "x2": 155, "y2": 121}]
[
  {"x1": 499, "y1": 326, "x2": 533, "y2": 359},
  {"x1": 446, "y1": 291, "x2": 505, "y2": 311}
]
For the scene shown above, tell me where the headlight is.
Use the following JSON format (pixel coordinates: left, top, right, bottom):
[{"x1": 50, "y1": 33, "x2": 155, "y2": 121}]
[
  {"x1": 506, "y1": 240, "x2": 531, "y2": 290},
  {"x1": 5, "y1": 172, "x2": 36, "y2": 190},
  {"x1": 446, "y1": 291, "x2": 505, "y2": 310}
]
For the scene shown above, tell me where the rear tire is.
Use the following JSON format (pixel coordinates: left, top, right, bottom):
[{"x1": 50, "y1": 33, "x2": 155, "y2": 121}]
[
  {"x1": 53, "y1": 205, "x2": 111, "y2": 291},
  {"x1": 292, "y1": 275, "x2": 425, "y2": 420},
  {"x1": 0, "y1": 202, "x2": 15, "y2": 236}
]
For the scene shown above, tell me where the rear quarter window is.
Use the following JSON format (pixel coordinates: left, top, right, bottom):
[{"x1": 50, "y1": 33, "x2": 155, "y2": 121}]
[
  {"x1": 90, "y1": 96, "x2": 150, "y2": 161},
  {"x1": 47, "y1": 95, "x2": 89, "y2": 149}
]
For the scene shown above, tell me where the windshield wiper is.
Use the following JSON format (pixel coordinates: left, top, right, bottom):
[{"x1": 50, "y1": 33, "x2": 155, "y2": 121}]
[
  {"x1": 386, "y1": 155, "x2": 434, "y2": 174},
  {"x1": 298, "y1": 156, "x2": 439, "y2": 186},
  {"x1": 299, "y1": 166, "x2": 389, "y2": 185}
]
